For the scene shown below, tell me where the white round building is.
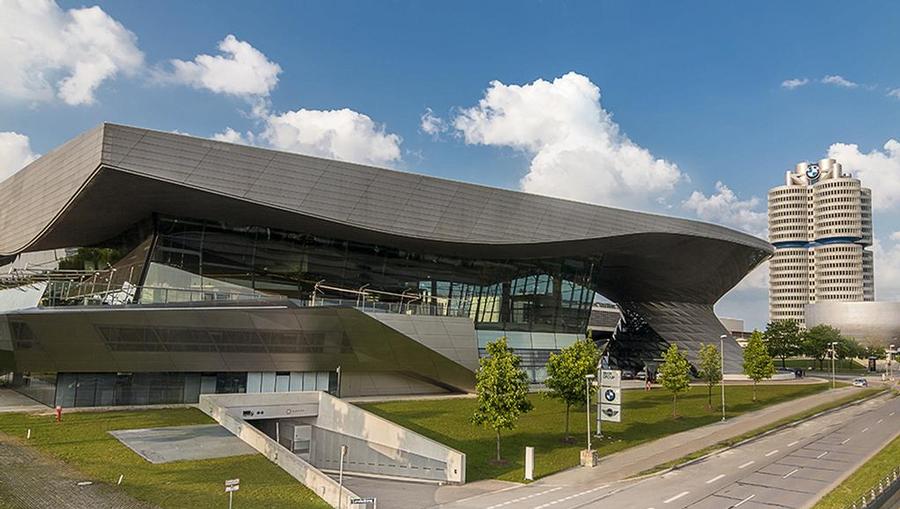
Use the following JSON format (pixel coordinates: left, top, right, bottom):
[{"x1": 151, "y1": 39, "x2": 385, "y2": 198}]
[{"x1": 768, "y1": 159, "x2": 874, "y2": 326}]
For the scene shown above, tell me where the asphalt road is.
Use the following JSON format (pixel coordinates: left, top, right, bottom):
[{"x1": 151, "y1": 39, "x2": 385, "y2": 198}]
[{"x1": 441, "y1": 393, "x2": 899, "y2": 509}]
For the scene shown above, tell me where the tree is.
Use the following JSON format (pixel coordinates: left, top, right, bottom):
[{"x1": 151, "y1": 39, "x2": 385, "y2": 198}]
[
  {"x1": 658, "y1": 344, "x2": 691, "y2": 417},
  {"x1": 544, "y1": 338, "x2": 600, "y2": 441},
  {"x1": 763, "y1": 320, "x2": 802, "y2": 369},
  {"x1": 698, "y1": 343, "x2": 722, "y2": 410},
  {"x1": 803, "y1": 325, "x2": 843, "y2": 370},
  {"x1": 864, "y1": 345, "x2": 887, "y2": 360},
  {"x1": 743, "y1": 331, "x2": 775, "y2": 401},
  {"x1": 471, "y1": 337, "x2": 534, "y2": 462}
]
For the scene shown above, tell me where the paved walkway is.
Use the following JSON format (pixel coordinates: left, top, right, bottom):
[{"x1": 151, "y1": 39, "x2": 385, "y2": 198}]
[
  {"x1": 0, "y1": 389, "x2": 48, "y2": 414},
  {"x1": 0, "y1": 431, "x2": 157, "y2": 509}
]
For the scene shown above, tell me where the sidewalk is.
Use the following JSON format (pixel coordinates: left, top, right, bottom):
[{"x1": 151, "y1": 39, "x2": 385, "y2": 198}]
[
  {"x1": 0, "y1": 388, "x2": 49, "y2": 414},
  {"x1": 540, "y1": 385, "x2": 863, "y2": 486}
]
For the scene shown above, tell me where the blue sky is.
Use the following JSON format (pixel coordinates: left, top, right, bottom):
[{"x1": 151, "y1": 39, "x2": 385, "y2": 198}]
[{"x1": 2, "y1": 0, "x2": 900, "y2": 328}]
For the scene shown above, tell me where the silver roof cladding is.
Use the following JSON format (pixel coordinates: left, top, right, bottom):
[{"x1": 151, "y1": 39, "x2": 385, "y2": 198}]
[{"x1": 0, "y1": 123, "x2": 772, "y2": 258}]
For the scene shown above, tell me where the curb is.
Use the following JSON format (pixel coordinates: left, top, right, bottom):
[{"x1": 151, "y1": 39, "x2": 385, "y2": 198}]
[{"x1": 629, "y1": 388, "x2": 891, "y2": 481}]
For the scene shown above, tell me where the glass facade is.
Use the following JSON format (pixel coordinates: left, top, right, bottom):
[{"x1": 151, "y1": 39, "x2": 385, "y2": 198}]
[{"x1": 149, "y1": 216, "x2": 596, "y2": 335}]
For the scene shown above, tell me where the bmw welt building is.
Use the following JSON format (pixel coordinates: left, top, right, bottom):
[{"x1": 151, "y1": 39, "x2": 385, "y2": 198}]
[{"x1": 0, "y1": 124, "x2": 771, "y2": 407}]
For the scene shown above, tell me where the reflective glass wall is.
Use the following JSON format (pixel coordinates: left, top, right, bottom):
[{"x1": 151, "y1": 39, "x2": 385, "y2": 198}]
[{"x1": 148, "y1": 216, "x2": 597, "y2": 335}]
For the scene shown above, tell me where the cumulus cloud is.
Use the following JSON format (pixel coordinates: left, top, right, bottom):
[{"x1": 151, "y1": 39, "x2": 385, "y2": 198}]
[
  {"x1": 887, "y1": 88, "x2": 900, "y2": 99},
  {"x1": 0, "y1": 132, "x2": 38, "y2": 182},
  {"x1": 682, "y1": 181, "x2": 768, "y2": 238},
  {"x1": 451, "y1": 72, "x2": 683, "y2": 208},
  {"x1": 781, "y1": 78, "x2": 809, "y2": 90},
  {"x1": 821, "y1": 74, "x2": 858, "y2": 88},
  {"x1": 828, "y1": 139, "x2": 900, "y2": 210},
  {"x1": 420, "y1": 108, "x2": 448, "y2": 137},
  {"x1": 0, "y1": 0, "x2": 143, "y2": 105},
  {"x1": 259, "y1": 108, "x2": 402, "y2": 166},
  {"x1": 872, "y1": 237, "x2": 900, "y2": 301},
  {"x1": 211, "y1": 127, "x2": 253, "y2": 145},
  {"x1": 162, "y1": 34, "x2": 281, "y2": 98}
]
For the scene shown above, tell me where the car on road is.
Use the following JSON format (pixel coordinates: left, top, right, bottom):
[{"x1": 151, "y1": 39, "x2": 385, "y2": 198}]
[{"x1": 852, "y1": 377, "x2": 868, "y2": 387}]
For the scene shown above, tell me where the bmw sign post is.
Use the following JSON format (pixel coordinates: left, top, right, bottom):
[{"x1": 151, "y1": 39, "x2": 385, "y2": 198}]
[
  {"x1": 224, "y1": 478, "x2": 239, "y2": 509},
  {"x1": 597, "y1": 369, "x2": 622, "y2": 438}
]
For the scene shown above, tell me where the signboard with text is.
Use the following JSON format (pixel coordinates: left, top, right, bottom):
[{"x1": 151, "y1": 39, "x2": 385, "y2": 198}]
[{"x1": 600, "y1": 369, "x2": 621, "y2": 388}]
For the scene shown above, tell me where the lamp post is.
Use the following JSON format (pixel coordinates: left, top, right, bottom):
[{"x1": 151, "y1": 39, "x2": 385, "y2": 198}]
[
  {"x1": 830, "y1": 342, "x2": 838, "y2": 389},
  {"x1": 720, "y1": 334, "x2": 727, "y2": 422},
  {"x1": 585, "y1": 374, "x2": 595, "y2": 452}
]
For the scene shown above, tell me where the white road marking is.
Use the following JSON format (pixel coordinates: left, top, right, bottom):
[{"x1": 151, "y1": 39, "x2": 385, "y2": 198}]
[
  {"x1": 738, "y1": 461, "x2": 755, "y2": 469},
  {"x1": 841, "y1": 438, "x2": 851, "y2": 445},
  {"x1": 787, "y1": 441, "x2": 799, "y2": 447},
  {"x1": 890, "y1": 412, "x2": 895, "y2": 416},
  {"x1": 877, "y1": 419, "x2": 884, "y2": 424},
  {"x1": 531, "y1": 484, "x2": 609, "y2": 509},
  {"x1": 706, "y1": 474, "x2": 725, "y2": 484},
  {"x1": 663, "y1": 491, "x2": 689, "y2": 504},
  {"x1": 486, "y1": 487, "x2": 563, "y2": 508},
  {"x1": 764, "y1": 449, "x2": 779, "y2": 457},
  {"x1": 861, "y1": 427, "x2": 869, "y2": 433},
  {"x1": 734, "y1": 494, "x2": 756, "y2": 507},
  {"x1": 816, "y1": 451, "x2": 829, "y2": 459},
  {"x1": 783, "y1": 468, "x2": 799, "y2": 479}
]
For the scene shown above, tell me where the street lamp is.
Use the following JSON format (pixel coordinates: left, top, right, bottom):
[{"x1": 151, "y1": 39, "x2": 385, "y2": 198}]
[
  {"x1": 720, "y1": 334, "x2": 727, "y2": 422},
  {"x1": 585, "y1": 374, "x2": 595, "y2": 452},
  {"x1": 830, "y1": 342, "x2": 838, "y2": 389}
]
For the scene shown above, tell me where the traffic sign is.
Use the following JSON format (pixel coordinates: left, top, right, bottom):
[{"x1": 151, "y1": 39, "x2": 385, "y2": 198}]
[
  {"x1": 602, "y1": 388, "x2": 621, "y2": 405},
  {"x1": 351, "y1": 497, "x2": 376, "y2": 504},
  {"x1": 225, "y1": 478, "x2": 240, "y2": 493},
  {"x1": 600, "y1": 369, "x2": 621, "y2": 388},
  {"x1": 600, "y1": 404, "x2": 621, "y2": 422}
]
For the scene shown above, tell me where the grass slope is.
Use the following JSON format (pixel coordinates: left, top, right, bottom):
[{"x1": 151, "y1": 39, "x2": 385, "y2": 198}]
[
  {"x1": 361, "y1": 383, "x2": 833, "y2": 482},
  {"x1": 0, "y1": 408, "x2": 329, "y2": 509},
  {"x1": 813, "y1": 432, "x2": 900, "y2": 509}
]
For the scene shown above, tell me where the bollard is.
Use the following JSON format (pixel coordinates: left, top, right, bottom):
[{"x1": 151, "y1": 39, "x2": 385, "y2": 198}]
[
  {"x1": 524, "y1": 446, "x2": 534, "y2": 481},
  {"x1": 117, "y1": 474, "x2": 124, "y2": 485},
  {"x1": 26, "y1": 429, "x2": 31, "y2": 440}
]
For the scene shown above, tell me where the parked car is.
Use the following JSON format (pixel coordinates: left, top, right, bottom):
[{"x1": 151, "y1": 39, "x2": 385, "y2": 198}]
[
  {"x1": 621, "y1": 369, "x2": 636, "y2": 380},
  {"x1": 636, "y1": 370, "x2": 648, "y2": 380},
  {"x1": 852, "y1": 377, "x2": 869, "y2": 387}
]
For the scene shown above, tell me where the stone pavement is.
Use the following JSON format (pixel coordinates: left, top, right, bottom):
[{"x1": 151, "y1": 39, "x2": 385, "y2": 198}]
[
  {"x1": 0, "y1": 431, "x2": 157, "y2": 509},
  {"x1": 110, "y1": 424, "x2": 255, "y2": 464}
]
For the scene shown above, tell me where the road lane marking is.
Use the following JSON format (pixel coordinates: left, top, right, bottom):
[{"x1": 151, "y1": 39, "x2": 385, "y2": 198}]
[
  {"x1": 862, "y1": 427, "x2": 869, "y2": 433},
  {"x1": 486, "y1": 487, "x2": 563, "y2": 508},
  {"x1": 877, "y1": 419, "x2": 884, "y2": 424},
  {"x1": 706, "y1": 474, "x2": 725, "y2": 484},
  {"x1": 733, "y1": 494, "x2": 756, "y2": 507},
  {"x1": 787, "y1": 441, "x2": 798, "y2": 447},
  {"x1": 783, "y1": 468, "x2": 799, "y2": 478},
  {"x1": 663, "y1": 491, "x2": 689, "y2": 504},
  {"x1": 530, "y1": 484, "x2": 609, "y2": 509},
  {"x1": 890, "y1": 412, "x2": 895, "y2": 416},
  {"x1": 764, "y1": 449, "x2": 779, "y2": 457},
  {"x1": 841, "y1": 438, "x2": 851, "y2": 445},
  {"x1": 739, "y1": 461, "x2": 755, "y2": 469},
  {"x1": 816, "y1": 451, "x2": 829, "y2": 459}
]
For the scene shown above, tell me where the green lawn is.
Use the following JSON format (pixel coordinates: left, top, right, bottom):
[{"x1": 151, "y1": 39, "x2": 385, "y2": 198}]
[
  {"x1": 360, "y1": 382, "x2": 836, "y2": 482},
  {"x1": 813, "y1": 433, "x2": 900, "y2": 509},
  {"x1": 0, "y1": 408, "x2": 330, "y2": 509},
  {"x1": 782, "y1": 358, "x2": 868, "y2": 373}
]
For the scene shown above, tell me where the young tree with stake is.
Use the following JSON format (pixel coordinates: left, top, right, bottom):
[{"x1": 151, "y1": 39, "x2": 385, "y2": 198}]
[
  {"x1": 659, "y1": 344, "x2": 691, "y2": 418},
  {"x1": 743, "y1": 331, "x2": 775, "y2": 401},
  {"x1": 544, "y1": 338, "x2": 600, "y2": 442},
  {"x1": 471, "y1": 337, "x2": 533, "y2": 463},
  {"x1": 698, "y1": 343, "x2": 722, "y2": 410}
]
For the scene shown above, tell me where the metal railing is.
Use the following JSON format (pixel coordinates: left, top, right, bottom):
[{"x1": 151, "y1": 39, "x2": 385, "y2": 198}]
[
  {"x1": 849, "y1": 466, "x2": 900, "y2": 509},
  {"x1": 298, "y1": 297, "x2": 470, "y2": 317}
]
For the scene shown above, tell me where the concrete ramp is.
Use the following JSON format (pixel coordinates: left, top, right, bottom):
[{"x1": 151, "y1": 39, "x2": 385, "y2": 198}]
[{"x1": 200, "y1": 392, "x2": 465, "y2": 491}]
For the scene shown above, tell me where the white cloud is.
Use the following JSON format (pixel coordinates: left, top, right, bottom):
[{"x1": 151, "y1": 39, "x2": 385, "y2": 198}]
[
  {"x1": 451, "y1": 72, "x2": 683, "y2": 209},
  {"x1": 872, "y1": 237, "x2": 900, "y2": 301},
  {"x1": 164, "y1": 34, "x2": 281, "y2": 97},
  {"x1": 0, "y1": 0, "x2": 143, "y2": 105},
  {"x1": 682, "y1": 181, "x2": 767, "y2": 238},
  {"x1": 211, "y1": 127, "x2": 253, "y2": 145},
  {"x1": 828, "y1": 139, "x2": 900, "y2": 210},
  {"x1": 781, "y1": 78, "x2": 809, "y2": 90},
  {"x1": 420, "y1": 108, "x2": 447, "y2": 137},
  {"x1": 887, "y1": 88, "x2": 900, "y2": 99},
  {"x1": 821, "y1": 74, "x2": 858, "y2": 88},
  {"x1": 0, "y1": 132, "x2": 38, "y2": 182},
  {"x1": 259, "y1": 108, "x2": 402, "y2": 166}
]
